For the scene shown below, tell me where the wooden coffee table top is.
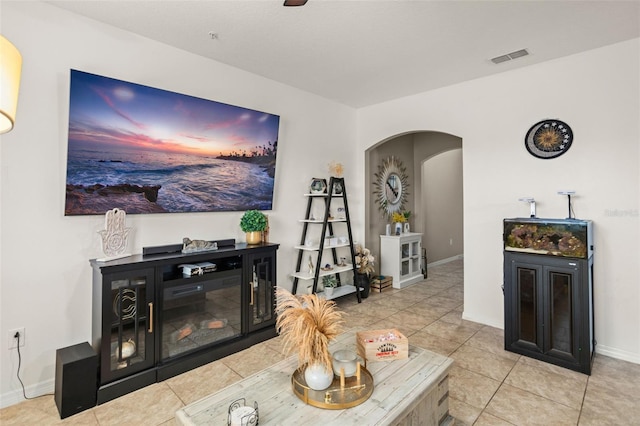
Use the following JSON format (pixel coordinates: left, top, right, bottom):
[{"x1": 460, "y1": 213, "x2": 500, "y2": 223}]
[{"x1": 175, "y1": 329, "x2": 453, "y2": 426}]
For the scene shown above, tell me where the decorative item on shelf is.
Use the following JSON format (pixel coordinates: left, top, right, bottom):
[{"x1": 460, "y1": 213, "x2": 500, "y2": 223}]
[
  {"x1": 374, "y1": 156, "x2": 409, "y2": 218},
  {"x1": 328, "y1": 161, "x2": 344, "y2": 177},
  {"x1": 327, "y1": 208, "x2": 334, "y2": 220},
  {"x1": 332, "y1": 179, "x2": 344, "y2": 195},
  {"x1": 115, "y1": 338, "x2": 136, "y2": 361},
  {"x1": 227, "y1": 398, "x2": 258, "y2": 426},
  {"x1": 309, "y1": 178, "x2": 327, "y2": 194},
  {"x1": 354, "y1": 244, "x2": 375, "y2": 299},
  {"x1": 403, "y1": 211, "x2": 411, "y2": 233},
  {"x1": 97, "y1": 208, "x2": 131, "y2": 261},
  {"x1": 324, "y1": 235, "x2": 338, "y2": 246},
  {"x1": 328, "y1": 162, "x2": 345, "y2": 196},
  {"x1": 308, "y1": 255, "x2": 315, "y2": 275},
  {"x1": 392, "y1": 211, "x2": 409, "y2": 234},
  {"x1": 181, "y1": 238, "x2": 218, "y2": 254},
  {"x1": 275, "y1": 288, "x2": 344, "y2": 390},
  {"x1": 322, "y1": 275, "x2": 337, "y2": 297},
  {"x1": 240, "y1": 210, "x2": 267, "y2": 245}
]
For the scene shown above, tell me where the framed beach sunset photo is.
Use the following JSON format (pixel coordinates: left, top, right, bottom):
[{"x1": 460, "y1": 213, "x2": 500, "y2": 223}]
[{"x1": 64, "y1": 70, "x2": 280, "y2": 215}]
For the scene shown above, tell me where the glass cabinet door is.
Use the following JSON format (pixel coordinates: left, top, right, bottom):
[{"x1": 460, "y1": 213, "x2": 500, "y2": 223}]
[
  {"x1": 247, "y1": 250, "x2": 276, "y2": 333},
  {"x1": 516, "y1": 266, "x2": 540, "y2": 349},
  {"x1": 401, "y1": 243, "x2": 410, "y2": 259},
  {"x1": 543, "y1": 266, "x2": 579, "y2": 363},
  {"x1": 102, "y1": 268, "x2": 155, "y2": 383}
]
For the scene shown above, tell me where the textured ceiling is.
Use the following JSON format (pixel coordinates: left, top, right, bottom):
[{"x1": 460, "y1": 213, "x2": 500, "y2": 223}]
[{"x1": 46, "y1": 0, "x2": 640, "y2": 108}]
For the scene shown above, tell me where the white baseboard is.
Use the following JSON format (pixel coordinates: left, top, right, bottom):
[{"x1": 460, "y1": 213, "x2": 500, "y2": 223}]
[
  {"x1": 596, "y1": 344, "x2": 640, "y2": 364},
  {"x1": 0, "y1": 379, "x2": 54, "y2": 409},
  {"x1": 426, "y1": 254, "x2": 463, "y2": 268}
]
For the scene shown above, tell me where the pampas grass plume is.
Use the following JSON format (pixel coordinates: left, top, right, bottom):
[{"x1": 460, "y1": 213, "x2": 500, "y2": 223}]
[{"x1": 275, "y1": 287, "x2": 344, "y2": 371}]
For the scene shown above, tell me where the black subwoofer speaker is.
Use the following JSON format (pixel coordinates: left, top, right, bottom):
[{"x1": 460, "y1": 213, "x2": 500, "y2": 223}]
[{"x1": 54, "y1": 342, "x2": 98, "y2": 419}]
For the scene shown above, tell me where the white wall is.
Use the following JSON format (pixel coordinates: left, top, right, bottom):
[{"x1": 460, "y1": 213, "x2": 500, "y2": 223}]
[
  {"x1": 422, "y1": 148, "x2": 464, "y2": 262},
  {"x1": 357, "y1": 39, "x2": 640, "y2": 363},
  {"x1": 0, "y1": 2, "x2": 359, "y2": 407}
]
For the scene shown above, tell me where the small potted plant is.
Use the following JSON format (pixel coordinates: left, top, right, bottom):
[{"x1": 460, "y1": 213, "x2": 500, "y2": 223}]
[
  {"x1": 322, "y1": 275, "x2": 338, "y2": 297},
  {"x1": 240, "y1": 210, "x2": 267, "y2": 245}
]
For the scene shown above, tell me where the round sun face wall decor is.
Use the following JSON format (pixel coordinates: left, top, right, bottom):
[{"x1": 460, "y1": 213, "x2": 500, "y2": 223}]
[
  {"x1": 525, "y1": 119, "x2": 573, "y2": 159},
  {"x1": 374, "y1": 156, "x2": 409, "y2": 218}
]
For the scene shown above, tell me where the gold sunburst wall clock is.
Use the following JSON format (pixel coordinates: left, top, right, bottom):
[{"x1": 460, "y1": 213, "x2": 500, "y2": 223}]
[
  {"x1": 525, "y1": 119, "x2": 573, "y2": 159},
  {"x1": 374, "y1": 156, "x2": 409, "y2": 218}
]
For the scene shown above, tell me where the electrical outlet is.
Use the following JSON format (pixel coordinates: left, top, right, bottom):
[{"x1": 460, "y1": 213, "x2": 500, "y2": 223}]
[
  {"x1": 449, "y1": 238, "x2": 453, "y2": 246},
  {"x1": 8, "y1": 328, "x2": 25, "y2": 349}
]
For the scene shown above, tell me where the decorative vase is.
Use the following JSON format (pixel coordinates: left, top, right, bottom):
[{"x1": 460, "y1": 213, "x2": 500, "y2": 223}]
[
  {"x1": 355, "y1": 273, "x2": 371, "y2": 299},
  {"x1": 404, "y1": 222, "x2": 410, "y2": 233},
  {"x1": 304, "y1": 363, "x2": 333, "y2": 390},
  {"x1": 325, "y1": 287, "x2": 334, "y2": 297},
  {"x1": 245, "y1": 231, "x2": 262, "y2": 245},
  {"x1": 394, "y1": 222, "x2": 402, "y2": 235}
]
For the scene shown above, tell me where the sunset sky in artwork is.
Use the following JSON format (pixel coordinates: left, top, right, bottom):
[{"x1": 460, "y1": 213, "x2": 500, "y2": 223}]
[{"x1": 67, "y1": 70, "x2": 280, "y2": 157}]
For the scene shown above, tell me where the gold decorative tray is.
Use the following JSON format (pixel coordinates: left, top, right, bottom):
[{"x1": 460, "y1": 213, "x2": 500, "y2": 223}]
[{"x1": 291, "y1": 365, "x2": 374, "y2": 409}]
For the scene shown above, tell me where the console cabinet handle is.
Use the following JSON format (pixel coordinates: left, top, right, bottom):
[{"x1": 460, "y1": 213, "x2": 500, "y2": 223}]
[{"x1": 148, "y1": 302, "x2": 153, "y2": 333}]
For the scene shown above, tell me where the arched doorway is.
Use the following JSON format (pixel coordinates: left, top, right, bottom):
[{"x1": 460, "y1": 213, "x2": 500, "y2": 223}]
[{"x1": 365, "y1": 131, "x2": 463, "y2": 274}]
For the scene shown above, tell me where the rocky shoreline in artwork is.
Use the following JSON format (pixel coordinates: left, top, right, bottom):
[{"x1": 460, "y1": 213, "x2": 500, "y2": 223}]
[{"x1": 65, "y1": 183, "x2": 166, "y2": 215}]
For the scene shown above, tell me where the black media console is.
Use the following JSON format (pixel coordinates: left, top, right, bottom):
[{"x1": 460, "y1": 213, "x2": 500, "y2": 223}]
[{"x1": 90, "y1": 241, "x2": 279, "y2": 403}]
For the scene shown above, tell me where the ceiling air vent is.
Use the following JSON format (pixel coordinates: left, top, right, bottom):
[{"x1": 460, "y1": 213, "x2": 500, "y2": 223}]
[{"x1": 491, "y1": 49, "x2": 529, "y2": 64}]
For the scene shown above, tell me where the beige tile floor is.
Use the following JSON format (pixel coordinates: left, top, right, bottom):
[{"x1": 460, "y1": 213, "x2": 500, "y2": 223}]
[{"x1": 2, "y1": 259, "x2": 640, "y2": 425}]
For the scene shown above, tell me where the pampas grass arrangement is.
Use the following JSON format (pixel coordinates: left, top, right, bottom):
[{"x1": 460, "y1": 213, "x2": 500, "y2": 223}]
[{"x1": 275, "y1": 287, "x2": 344, "y2": 371}]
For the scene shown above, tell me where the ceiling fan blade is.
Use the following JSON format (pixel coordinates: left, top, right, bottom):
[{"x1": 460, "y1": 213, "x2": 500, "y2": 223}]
[{"x1": 283, "y1": 0, "x2": 308, "y2": 6}]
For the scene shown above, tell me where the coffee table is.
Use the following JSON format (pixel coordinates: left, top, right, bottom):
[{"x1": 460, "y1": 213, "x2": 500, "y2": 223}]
[{"x1": 175, "y1": 330, "x2": 453, "y2": 425}]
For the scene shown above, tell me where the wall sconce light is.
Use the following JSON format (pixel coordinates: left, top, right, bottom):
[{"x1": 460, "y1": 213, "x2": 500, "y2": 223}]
[{"x1": 0, "y1": 35, "x2": 23, "y2": 134}]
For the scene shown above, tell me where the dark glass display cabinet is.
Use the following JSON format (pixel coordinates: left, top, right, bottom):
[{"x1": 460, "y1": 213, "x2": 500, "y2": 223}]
[
  {"x1": 503, "y1": 218, "x2": 594, "y2": 375},
  {"x1": 91, "y1": 242, "x2": 278, "y2": 404}
]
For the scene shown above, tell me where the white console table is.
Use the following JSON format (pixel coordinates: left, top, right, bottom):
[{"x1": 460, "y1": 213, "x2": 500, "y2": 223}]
[
  {"x1": 380, "y1": 232, "x2": 423, "y2": 288},
  {"x1": 175, "y1": 330, "x2": 453, "y2": 426}
]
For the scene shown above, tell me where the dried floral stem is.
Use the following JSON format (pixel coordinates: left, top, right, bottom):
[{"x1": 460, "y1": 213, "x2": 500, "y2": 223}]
[{"x1": 275, "y1": 288, "x2": 344, "y2": 371}]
